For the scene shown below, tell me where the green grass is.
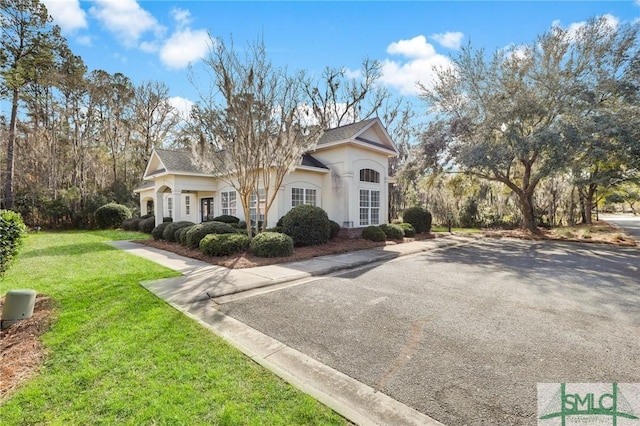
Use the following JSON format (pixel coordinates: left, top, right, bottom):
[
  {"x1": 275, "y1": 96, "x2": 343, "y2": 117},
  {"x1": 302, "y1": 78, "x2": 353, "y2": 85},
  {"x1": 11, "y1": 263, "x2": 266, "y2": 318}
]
[{"x1": 0, "y1": 231, "x2": 346, "y2": 425}]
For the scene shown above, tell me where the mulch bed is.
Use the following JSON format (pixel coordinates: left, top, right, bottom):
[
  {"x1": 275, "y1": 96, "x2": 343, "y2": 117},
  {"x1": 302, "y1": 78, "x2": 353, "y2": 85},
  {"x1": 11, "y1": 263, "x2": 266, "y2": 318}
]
[
  {"x1": 0, "y1": 296, "x2": 55, "y2": 402},
  {"x1": 137, "y1": 233, "x2": 438, "y2": 269}
]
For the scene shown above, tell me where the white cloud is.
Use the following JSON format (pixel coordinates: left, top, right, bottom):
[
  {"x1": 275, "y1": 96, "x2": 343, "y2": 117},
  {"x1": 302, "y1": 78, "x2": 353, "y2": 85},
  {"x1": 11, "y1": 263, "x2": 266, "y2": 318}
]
[
  {"x1": 171, "y1": 8, "x2": 192, "y2": 29},
  {"x1": 555, "y1": 13, "x2": 619, "y2": 41},
  {"x1": 344, "y1": 68, "x2": 362, "y2": 79},
  {"x1": 387, "y1": 35, "x2": 436, "y2": 59},
  {"x1": 41, "y1": 0, "x2": 87, "y2": 33},
  {"x1": 430, "y1": 31, "x2": 464, "y2": 50},
  {"x1": 140, "y1": 41, "x2": 159, "y2": 53},
  {"x1": 169, "y1": 96, "x2": 194, "y2": 120},
  {"x1": 90, "y1": 0, "x2": 164, "y2": 47},
  {"x1": 160, "y1": 28, "x2": 210, "y2": 69},
  {"x1": 381, "y1": 35, "x2": 455, "y2": 96},
  {"x1": 76, "y1": 35, "x2": 92, "y2": 46}
]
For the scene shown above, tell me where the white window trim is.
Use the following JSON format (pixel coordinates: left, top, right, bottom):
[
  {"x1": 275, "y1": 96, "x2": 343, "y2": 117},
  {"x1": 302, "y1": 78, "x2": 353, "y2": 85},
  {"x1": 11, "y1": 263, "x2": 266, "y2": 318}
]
[
  {"x1": 221, "y1": 190, "x2": 237, "y2": 216},
  {"x1": 291, "y1": 187, "x2": 317, "y2": 207}
]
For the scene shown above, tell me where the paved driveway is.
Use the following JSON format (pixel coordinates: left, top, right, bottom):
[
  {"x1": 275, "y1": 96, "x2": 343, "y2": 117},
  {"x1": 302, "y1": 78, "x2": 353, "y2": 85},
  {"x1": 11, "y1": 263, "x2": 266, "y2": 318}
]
[
  {"x1": 601, "y1": 213, "x2": 640, "y2": 240},
  {"x1": 218, "y1": 239, "x2": 640, "y2": 425}
]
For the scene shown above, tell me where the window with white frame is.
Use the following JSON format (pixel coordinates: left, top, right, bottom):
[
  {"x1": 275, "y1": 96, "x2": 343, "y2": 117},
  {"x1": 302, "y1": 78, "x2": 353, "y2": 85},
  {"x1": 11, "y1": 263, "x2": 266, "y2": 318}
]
[
  {"x1": 185, "y1": 195, "x2": 191, "y2": 215},
  {"x1": 167, "y1": 197, "x2": 173, "y2": 218},
  {"x1": 359, "y1": 189, "x2": 380, "y2": 226},
  {"x1": 291, "y1": 187, "x2": 316, "y2": 207},
  {"x1": 221, "y1": 191, "x2": 237, "y2": 216},
  {"x1": 359, "y1": 168, "x2": 380, "y2": 183},
  {"x1": 250, "y1": 188, "x2": 266, "y2": 225}
]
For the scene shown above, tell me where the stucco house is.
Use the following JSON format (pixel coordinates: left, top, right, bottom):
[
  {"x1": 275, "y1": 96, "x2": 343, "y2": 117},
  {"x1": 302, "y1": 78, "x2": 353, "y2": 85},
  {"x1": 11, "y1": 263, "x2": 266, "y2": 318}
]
[{"x1": 134, "y1": 117, "x2": 398, "y2": 231}]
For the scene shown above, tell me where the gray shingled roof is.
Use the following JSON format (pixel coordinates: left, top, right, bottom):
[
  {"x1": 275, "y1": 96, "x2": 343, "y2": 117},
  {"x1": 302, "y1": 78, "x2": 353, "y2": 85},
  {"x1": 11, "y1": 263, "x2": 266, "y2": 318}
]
[
  {"x1": 133, "y1": 180, "x2": 154, "y2": 192},
  {"x1": 316, "y1": 118, "x2": 378, "y2": 146},
  {"x1": 153, "y1": 149, "x2": 205, "y2": 174},
  {"x1": 300, "y1": 153, "x2": 328, "y2": 169}
]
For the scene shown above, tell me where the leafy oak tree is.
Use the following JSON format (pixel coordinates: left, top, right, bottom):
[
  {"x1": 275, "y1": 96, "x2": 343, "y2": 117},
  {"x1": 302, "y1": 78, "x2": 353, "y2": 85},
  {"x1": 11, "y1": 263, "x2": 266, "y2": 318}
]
[{"x1": 420, "y1": 16, "x2": 639, "y2": 231}]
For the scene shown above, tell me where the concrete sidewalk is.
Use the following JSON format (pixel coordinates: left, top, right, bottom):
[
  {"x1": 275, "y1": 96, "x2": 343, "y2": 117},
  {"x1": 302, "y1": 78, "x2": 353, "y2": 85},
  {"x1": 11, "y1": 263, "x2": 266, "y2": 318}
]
[
  {"x1": 107, "y1": 235, "x2": 472, "y2": 426},
  {"x1": 108, "y1": 234, "x2": 471, "y2": 304}
]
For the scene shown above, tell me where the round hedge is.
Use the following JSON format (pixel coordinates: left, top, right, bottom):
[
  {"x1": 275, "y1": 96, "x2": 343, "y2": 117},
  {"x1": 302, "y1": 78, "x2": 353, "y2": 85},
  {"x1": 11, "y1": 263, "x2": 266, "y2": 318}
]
[
  {"x1": 329, "y1": 220, "x2": 341, "y2": 239},
  {"x1": 398, "y1": 222, "x2": 416, "y2": 238},
  {"x1": 121, "y1": 217, "x2": 141, "y2": 232},
  {"x1": 200, "y1": 233, "x2": 249, "y2": 256},
  {"x1": 177, "y1": 226, "x2": 194, "y2": 246},
  {"x1": 250, "y1": 232, "x2": 294, "y2": 258},
  {"x1": 185, "y1": 221, "x2": 238, "y2": 249},
  {"x1": 151, "y1": 222, "x2": 171, "y2": 240},
  {"x1": 282, "y1": 205, "x2": 330, "y2": 247},
  {"x1": 402, "y1": 206, "x2": 432, "y2": 234},
  {"x1": 211, "y1": 215, "x2": 240, "y2": 224},
  {"x1": 95, "y1": 203, "x2": 131, "y2": 229},
  {"x1": 379, "y1": 223, "x2": 405, "y2": 240},
  {"x1": 362, "y1": 225, "x2": 386, "y2": 242},
  {"x1": 162, "y1": 221, "x2": 196, "y2": 242},
  {"x1": 138, "y1": 216, "x2": 156, "y2": 234}
]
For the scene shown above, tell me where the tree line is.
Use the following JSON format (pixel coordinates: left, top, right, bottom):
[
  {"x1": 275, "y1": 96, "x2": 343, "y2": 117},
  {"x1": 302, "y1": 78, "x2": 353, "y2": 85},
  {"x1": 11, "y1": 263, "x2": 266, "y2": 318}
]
[{"x1": 2, "y1": 0, "x2": 638, "y2": 231}]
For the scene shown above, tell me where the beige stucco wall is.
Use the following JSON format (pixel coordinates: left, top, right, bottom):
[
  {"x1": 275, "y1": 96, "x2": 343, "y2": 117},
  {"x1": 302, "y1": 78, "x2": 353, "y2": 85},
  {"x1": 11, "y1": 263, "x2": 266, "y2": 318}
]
[{"x1": 140, "y1": 141, "x2": 393, "y2": 228}]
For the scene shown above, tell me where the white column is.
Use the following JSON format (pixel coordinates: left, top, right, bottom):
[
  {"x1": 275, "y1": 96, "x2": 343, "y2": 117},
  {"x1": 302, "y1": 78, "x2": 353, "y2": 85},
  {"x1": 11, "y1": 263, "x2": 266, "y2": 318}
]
[
  {"x1": 154, "y1": 191, "x2": 164, "y2": 226},
  {"x1": 172, "y1": 190, "x2": 182, "y2": 222}
]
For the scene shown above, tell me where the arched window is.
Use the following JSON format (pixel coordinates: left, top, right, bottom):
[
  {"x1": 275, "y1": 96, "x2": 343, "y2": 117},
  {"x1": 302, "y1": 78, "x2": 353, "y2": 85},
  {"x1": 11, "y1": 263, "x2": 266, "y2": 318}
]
[{"x1": 359, "y1": 168, "x2": 380, "y2": 183}]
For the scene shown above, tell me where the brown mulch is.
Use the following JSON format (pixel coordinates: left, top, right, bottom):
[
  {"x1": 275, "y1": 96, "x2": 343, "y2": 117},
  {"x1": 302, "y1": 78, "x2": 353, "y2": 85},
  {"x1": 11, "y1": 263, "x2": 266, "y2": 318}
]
[
  {"x1": 0, "y1": 295, "x2": 55, "y2": 402},
  {"x1": 138, "y1": 236, "x2": 403, "y2": 269}
]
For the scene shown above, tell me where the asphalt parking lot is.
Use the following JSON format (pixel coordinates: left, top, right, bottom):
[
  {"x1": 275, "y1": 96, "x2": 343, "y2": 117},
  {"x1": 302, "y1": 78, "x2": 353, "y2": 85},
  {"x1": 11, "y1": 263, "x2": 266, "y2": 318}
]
[{"x1": 218, "y1": 238, "x2": 640, "y2": 425}]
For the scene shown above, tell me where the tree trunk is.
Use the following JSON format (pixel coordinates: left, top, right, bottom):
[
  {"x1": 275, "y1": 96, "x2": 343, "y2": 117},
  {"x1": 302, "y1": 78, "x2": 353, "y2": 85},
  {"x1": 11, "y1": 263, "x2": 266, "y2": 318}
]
[
  {"x1": 3, "y1": 89, "x2": 19, "y2": 210},
  {"x1": 518, "y1": 191, "x2": 537, "y2": 232},
  {"x1": 578, "y1": 184, "x2": 597, "y2": 225}
]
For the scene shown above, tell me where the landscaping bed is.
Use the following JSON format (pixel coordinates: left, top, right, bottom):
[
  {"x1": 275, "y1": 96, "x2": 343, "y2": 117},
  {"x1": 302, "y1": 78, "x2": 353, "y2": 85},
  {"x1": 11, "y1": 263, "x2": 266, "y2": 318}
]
[{"x1": 139, "y1": 236, "x2": 400, "y2": 269}]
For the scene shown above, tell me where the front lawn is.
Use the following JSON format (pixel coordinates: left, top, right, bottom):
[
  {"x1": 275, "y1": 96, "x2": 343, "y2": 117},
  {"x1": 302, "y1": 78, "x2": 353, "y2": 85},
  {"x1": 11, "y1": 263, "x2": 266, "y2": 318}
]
[{"x1": 0, "y1": 230, "x2": 346, "y2": 425}]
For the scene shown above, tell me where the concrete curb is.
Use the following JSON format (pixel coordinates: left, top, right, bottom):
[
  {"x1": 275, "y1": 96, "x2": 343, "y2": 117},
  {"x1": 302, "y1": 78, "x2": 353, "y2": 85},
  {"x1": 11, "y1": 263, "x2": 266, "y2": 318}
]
[
  {"x1": 173, "y1": 299, "x2": 444, "y2": 426},
  {"x1": 109, "y1": 235, "x2": 473, "y2": 425}
]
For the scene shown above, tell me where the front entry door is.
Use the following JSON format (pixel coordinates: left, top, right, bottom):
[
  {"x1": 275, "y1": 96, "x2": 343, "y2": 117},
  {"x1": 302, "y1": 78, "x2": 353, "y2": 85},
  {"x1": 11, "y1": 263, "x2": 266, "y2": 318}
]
[{"x1": 201, "y1": 197, "x2": 214, "y2": 222}]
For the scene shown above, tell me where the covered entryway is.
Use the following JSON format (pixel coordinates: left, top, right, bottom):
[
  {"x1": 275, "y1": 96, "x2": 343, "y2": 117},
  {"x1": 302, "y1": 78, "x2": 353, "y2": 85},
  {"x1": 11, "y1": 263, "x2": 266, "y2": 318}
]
[{"x1": 201, "y1": 197, "x2": 214, "y2": 222}]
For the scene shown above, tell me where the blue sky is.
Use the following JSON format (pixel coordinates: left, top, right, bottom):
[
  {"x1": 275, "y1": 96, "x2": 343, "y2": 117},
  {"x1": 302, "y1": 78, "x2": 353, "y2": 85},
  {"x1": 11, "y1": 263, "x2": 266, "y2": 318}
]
[{"x1": 39, "y1": 0, "x2": 640, "y2": 117}]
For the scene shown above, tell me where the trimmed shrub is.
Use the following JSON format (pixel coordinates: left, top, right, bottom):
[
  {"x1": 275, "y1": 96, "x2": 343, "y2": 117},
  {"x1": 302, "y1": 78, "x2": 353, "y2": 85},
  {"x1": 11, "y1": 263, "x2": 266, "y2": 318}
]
[
  {"x1": 329, "y1": 220, "x2": 341, "y2": 239},
  {"x1": 398, "y1": 222, "x2": 416, "y2": 238},
  {"x1": 185, "y1": 221, "x2": 238, "y2": 249},
  {"x1": 163, "y1": 217, "x2": 173, "y2": 223},
  {"x1": 200, "y1": 233, "x2": 249, "y2": 256},
  {"x1": 379, "y1": 223, "x2": 405, "y2": 240},
  {"x1": 212, "y1": 215, "x2": 240, "y2": 224},
  {"x1": 177, "y1": 226, "x2": 194, "y2": 246},
  {"x1": 0, "y1": 210, "x2": 27, "y2": 276},
  {"x1": 95, "y1": 203, "x2": 131, "y2": 229},
  {"x1": 265, "y1": 226, "x2": 283, "y2": 233},
  {"x1": 362, "y1": 225, "x2": 386, "y2": 242},
  {"x1": 151, "y1": 222, "x2": 171, "y2": 240},
  {"x1": 162, "y1": 221, "x2": 196, "y2": 242},
  {"x1": 402, "y1": 206, "x2": 432, "y2": 234},
  {"x1": 250, "y1": 232, "x2": 294, "y2": 258},
  {"x1": 138, "y1": 216, "x2": 156, "y2": 234},
  {"x1": 121, "y1": 217, "x2": 141, "y2": 232},
  {"x1": 276, "y1": 216, "x2": 284, "y2": 227},
  {"x1": 282, "y1": 205, "x2": 330, "y2": 247}
]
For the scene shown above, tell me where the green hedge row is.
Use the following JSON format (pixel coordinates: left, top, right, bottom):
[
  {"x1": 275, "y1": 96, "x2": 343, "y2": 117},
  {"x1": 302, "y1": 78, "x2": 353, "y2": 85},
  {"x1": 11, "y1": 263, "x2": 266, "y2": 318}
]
[{"x1": 0, "y1": 210, "x2": 27, "y2": 276}]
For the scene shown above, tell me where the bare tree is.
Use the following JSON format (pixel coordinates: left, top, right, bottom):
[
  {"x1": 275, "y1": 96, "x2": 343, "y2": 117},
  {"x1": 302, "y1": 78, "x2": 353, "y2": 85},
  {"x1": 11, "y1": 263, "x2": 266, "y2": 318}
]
[
  {"x1": 191, "y1": 37, "x2": 322, "y2": 237},
  {"x1": 303, "y1": 58, "x2": 392, "y2": 128}
]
